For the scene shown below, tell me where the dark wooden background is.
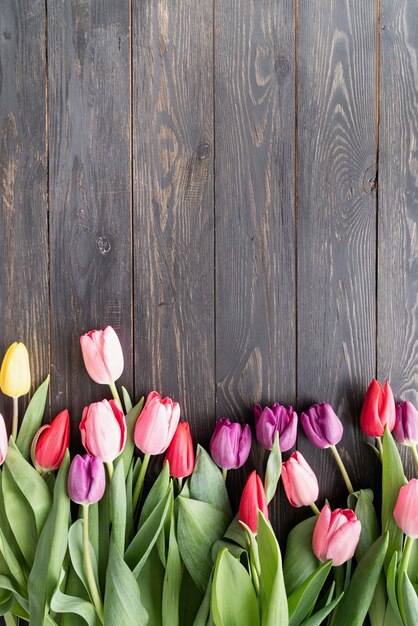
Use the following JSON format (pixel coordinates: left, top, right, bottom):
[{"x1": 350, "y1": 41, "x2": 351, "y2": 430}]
[{"x1": 1, "y1": 0, "x2": 418, "y2": 541}]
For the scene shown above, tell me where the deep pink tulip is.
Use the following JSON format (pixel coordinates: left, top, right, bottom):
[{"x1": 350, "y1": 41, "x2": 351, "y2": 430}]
[
  {"x1": 281, "y1": 451, "x2": 319, "y2": 507},
  {"x1": 313, "y1": 505, "x2": 361, "y2": 566},
  {"x1": 134, "y1": 391, "x2": 180, "y2": 455},
  {"x1": 394, "y1": 479, "x2": 418, "y2": 538},
  {"x1": 360, "y1": 379, "x2": 395, "y2": 437},
  {"x1": 301, "y1": 403, "x2": 343, "y2": 449},
  {"x1": 393, "y1": 401, "x2": 418, "y2": 446},
  {"x1": 210, "y1": 418, "x2": 251, "y2": 470},
  {"x1": 80, "y1": 399, "x2": 126, "y2": 462},
  {"x1": 239, "y1": 470, "x2": 268, "y2": 533},
  {"x1": 68, "y1": 454, "x2": 106, "y2": 505},
  {"x1": 80, "y1": 326, "x2": 124, "y2": 385},
  {"x1": 0, "y1": 413, "x2": 8, "y2": 465},
  {"x1": 31, "y1": 409, "x2": 70, "y2": 471},
  {"x1": 254, "y1": 403, "x2": 297, "y2": 452}
]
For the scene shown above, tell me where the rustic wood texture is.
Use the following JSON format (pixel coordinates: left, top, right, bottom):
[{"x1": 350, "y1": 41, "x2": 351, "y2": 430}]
[
  {"x1": 47, "y1": 0, "x2": 132, "y2": 428},
  {"x1": 297, "y1": 0, "x2": 378, "y2": 506},
  {"x1": 0, "y1": 0, "x2": 49, "y2": 423},
  {"x1": 133, "y1": 0, "x2": 215, "y2": 452}
]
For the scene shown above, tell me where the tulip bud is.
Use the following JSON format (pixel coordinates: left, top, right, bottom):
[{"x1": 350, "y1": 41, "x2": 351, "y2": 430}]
[
  {"x1": 254, "y1": 403, "x2": 297, "y2": 452},
  {"x1": 80, "y1": 326, "x2": 124, "y2": 385},
  {"x1": 31, "y1": 409, "x2": 70, "y2": 472},
  {"x1": 164, "y1": 422, "x2": 195, "y2": 478},
  {"x1": 394, "y1": 479, "x2": 418, "y2": 538},
  {"x1": 301, "y1": 403, "x2": 343, "y2": 449},
  {"x1": 0, "y1": 414, "x2": 8, "y2": 465},
  {"x1": 134, "y1": 391, "x2": 180, "y2": 455},
  {"x1": 313, "y1": 505, "x2": 361, "y2": 566},
  {"x1": 393, "y1": 401, "x2": 418, "y2": 447},
  {"x1": 209, "y1": 418, "x2": 251, "y2": 470},
  {"x1": 80, "y1": 399, "x2": 126, "y2": 462},
  {"x1": 238, "y1": 470, "x2": 268, "y2": 533},
  {"x1": 68, "y1": 454, "x2": 106, "y2": 505},
  {"x1": 0, "y1": 342, "x2": 31, "y2": 398},
  {"x1": 360, "y1": 379, "x2": 395, "y2": 437},
  {"x1": 281, "y1": 451, "x2": 319, "y2": 507}
]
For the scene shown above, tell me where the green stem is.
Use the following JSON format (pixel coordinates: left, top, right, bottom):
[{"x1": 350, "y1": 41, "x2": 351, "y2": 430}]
[
  {"x1": 310, "y1": 502, "x2": 321, "y2": 515},
  {"x1": 376, "y1": 436, "x2": 383, "y2": 457},
  {"x1": 82, "y1": 505, "x2": 104, "y2": 624},
  {"x1": 11, "y1": 396, "x2": 18, "y2": 440},
  {"x1": 106, "y1": 461, "x2": 114, "y2": 481},
  {"x1": 132, "y1": 454, "x2": 150, "y2": 511},
  {"x1": 109, "y1": 381, "x2": 122, "y2": 406},
  {"x1": 329, "y1": 565, "x2": 344, "y2": 626},
  {"x1": 410, "y1": 444, "x2": 418, "y2": 476},
  {"x1": 398, "y1": 536, "x2": 414, "y2": 624},
  {"x1": 178, "y1": 477, "x2": 183, "y2": 492},
  {"x1": 330, "y1": 445, "x2": 354, "y2": 493},
  {"x1": 4, "y1": 613, "x2": 18, "y2": 626},
  {"x1": 222, "y1": 468, "x2": 227, "y2": 481}
]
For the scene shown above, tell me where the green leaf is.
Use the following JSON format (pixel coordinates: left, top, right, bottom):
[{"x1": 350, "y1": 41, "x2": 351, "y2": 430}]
[
  {"x1": 51, "y1": 569, "x2": 100, "y2": 626},
  {"x1": 0, "y1": 593, "x2": 13, "y2": 616},
  {"x1": 0, "y1": 574, "x2": 29, "y2": 613},
  {"x1": 382, "y1": 428, "x2": 405, "y2": 569},
  {"x1": 211, "y1": 548, "x2": 259, "y2": 626},
  {"x1": 125, "y1": 461, "x2": 135, "y2": 547},
  {"x1": 223, "y1": 515, "x2": 249, "y2": 550},
  {"x1": 104, "y1": 540, "x2": 148, "y2": 626},
  {"x1": 68, "y1": 520, "x2": 100, "y2": 601},
  {"x1": 212, "y1": 539, "x2": 248, "y2": 564},
  {"x1": 177, "y1": 497, "x2": 230, "y2": 593},
  {"x1": 137, "y1": 547, "x2": 164, "y2": 626},
  {"x1": 4, "y1": 440, "x2": 52, "y2": 533},
  {"x1": 139, "y1": 462, "x2": 170, "y2": 527},
  {"x1": 283, "y1": 516, "x2": 319, "y2": 596},
  {"x1": 258, "y1": 513, "x2": 288, "y2": 626},
  {"x1": 288, "y1": 561, "x2": 332, "y2": 626},
  {"x1": 0, "y1": 473, "x2": 26, "y2": 573},
  {"x1": 98, "y1": 488, "x2": 110, "y2": 593},
  {"x1": 180, "y1": 568, "x2": 204, "y2": 626},
  {"x1": 110, "y1": 461, "x2": 126, "y2": 554},
  {"x1": 189, "y1": 446, "x2": 232, "y2": 516},
  {"x1": 0, "y1": 527, "x2": 27, "y2": 590},
  {"x1": 119, "y1": 397, "x2": 144, "y2": 478},
  {"x1": 27, "y1": 451, "x2": 71, "y2": 626},
  {"x1": 122, "y1": 386, "x2": 133, "y2": 414},
  {"x1": 192, "y1": 573, "x2": 212, "y2": 626},
  {"x1": 386, "y1": 552, "x2": 403, "y2": 623},
  {"x1": 336, "y1": 532, "x2": 389, "y2": 626},
  {"x1": 16, "y1": 375, "x2": 50, "y2": 459},
  {"x1": 264, "y1": 433, "x2": 282, "y2": 504},
  {"x1": 299, "y1": 593, "x2": 343, "y2": 626},
  {"x1": 162, "y1": 515, "x2": 183, "y2": 626},
  {"x1": 402, "y1": 573, "x2": 418, "y2": 626}
]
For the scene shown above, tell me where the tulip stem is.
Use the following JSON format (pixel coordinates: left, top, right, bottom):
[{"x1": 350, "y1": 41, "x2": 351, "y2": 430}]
[
  {"x1": 133, "y1": 454, "x2": 150, "y2": 511},
  {"x1": 376, "y1": 436, "x2": 383, "y2": 457},
  {"x1": 330, "y1": 445, "x2": 354, "y2": 493},
  {"x1": 409, "y1": 444, "x2": 418, "y2": 476},
  {"x1": 82, "y1": 505, "x2": 104, "y2": 624},
  {"x1": 11, "y1": 396, "x2": 18, "y2": 440},
  {"x1": 178, "y1": 477, "x2": 183, "y2": 492},
  {"x1": 109, "y1": 381, "x2": 122, "y2": 407},
  {"x1": 222, "y1": 468, "x2": 227, "y2": 481},
  {"x1": 310, "y1": 502, "x2": 320, "y2": 515},
  {"x1": 397, "y1": 535, "x2": 414, "y2": 624},
  {"x1": 106, "y1": 462, "x2": 114, "y2": 481}
]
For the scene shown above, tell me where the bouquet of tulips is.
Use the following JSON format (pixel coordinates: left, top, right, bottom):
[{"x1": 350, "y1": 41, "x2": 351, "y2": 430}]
[{"x1": 0, "y1": 327, "x2": 418, "y2": 626}]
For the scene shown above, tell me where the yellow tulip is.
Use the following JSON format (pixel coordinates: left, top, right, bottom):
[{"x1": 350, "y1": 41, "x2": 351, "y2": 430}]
[{"x1": 0, "y1": 342, "x2": 31, "y2": 398}]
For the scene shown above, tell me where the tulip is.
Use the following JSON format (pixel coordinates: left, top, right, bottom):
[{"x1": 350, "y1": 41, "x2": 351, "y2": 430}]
[
  {"x1": 164, "y1": 422, "x2": 195, "y2": 479},
  {"x1": 393, "y1": 401, "x2": 418, "y2": 446},
  {"x1": 0, "y1": 342, "x2": 31, "y2": 440},
  {"x1": 0, "y1": 413, "x2": 8, "y2": 465},
  {"x1": 210, "y1": 418, "x2": 251, "y2": 471},
  {"x1": 312, "y1": 505, "x2": 361, "y2": 566},
  {"x1": 68, "y1": 454, "x2": 106, "y2": 505},
  {"x1": 31, "y1": 409, "x2": 70, "y2": 472},
  {"x1": 360, "y1": 379, "x2": 395, "y2": 438},
  {"x1": 281, "y1": 451, "x2": 319, "y2": 508},
  {"x1": 134, "y1": 391, "x2": 180, "y2": 455},
  {"x1": 301, "y1": 403, "x2": 343, "y2": 449},
  {"x1": 394, "y1": 479, "x2": 418, "y2": 538},
  {"x1": 80, "y1": 326, "x2": 124, "y2": 404},
  {"x1": 80, "y1": 399, "x2": 126, "y2": 463},
  {"x1": 239, "y1": 470, "x2": 268, "y2": 533},
  {"x1": 254, "y1": 403, "x2": 297, "y2": 452}
]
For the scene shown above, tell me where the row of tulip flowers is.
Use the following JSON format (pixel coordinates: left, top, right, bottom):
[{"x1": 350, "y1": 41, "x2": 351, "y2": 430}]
[{"x1": 0, "y1": 327, "x2": 417, "y2": 625}]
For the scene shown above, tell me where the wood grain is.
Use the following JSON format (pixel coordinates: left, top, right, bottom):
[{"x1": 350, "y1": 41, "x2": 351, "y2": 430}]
[
  {"x1": 133, "y1": 0, "x2": 215, "y2": 456},
  {"x1": 47, "y1": 0, "x2": 132, "y2": 428},
  {"x1": 0, "y1": 0, "x2": 49, "y2": 425},
  {"x1": 215, "y1": 0, "x2": 296, "y2": 534},
  {"x1": 297, "y1": 0, "x2": 378, "y2": 506}
]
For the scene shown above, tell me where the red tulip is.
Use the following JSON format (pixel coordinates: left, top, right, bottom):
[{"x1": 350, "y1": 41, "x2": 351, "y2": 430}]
[
  {"x1": 281, "y1": 451, "x2": 319, "y2": 507},
  {"x1": 164, "y1": 422, "x2": 195, "y2": 478},
  {"x1": 31, "y1": 409, "x2": 70, "y2": 471},
  {"x1": 238, "y1": 470, "x2": 268, "y2": 533},
  {"x1": 394, "y1": 479, "x2": 418, "y2": 538},
  {"x1": 80, "y1": 399, "x2": 126, "y2": 462},
  {"x1": 80, "y1": 326, "x2": 124, "y2": 385},
  {"x1": 0, "y1": 413, "x2": 8, "y2": 465},
  {"x1": 134, "y1": 391, "x2": 180, "y2": 455},
  {"x1": 313, "y1": 505, "x2": 361, "y2": 566},
  {"x1": 360, "y1": 379, "x2": 395, "y2": 437}
]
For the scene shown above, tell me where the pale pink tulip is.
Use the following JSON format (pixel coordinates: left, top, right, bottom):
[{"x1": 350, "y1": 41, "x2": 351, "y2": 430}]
[
  {"x1": 80, "y1": 399, "x2": 126, "y2": 462},
  {"x1": 313, "y1": 505, "x2": 361, "y2": 566},
  {"x1": 80, "y1": 326, "x2": 124, "y2": 385},
  {"x1": 134, "y1": 391, "x2": 180, "y2": 455},
  {"x1": 394, "y1": 479, "x2": 418, "y2": 538},
  {"x1": 281, "y1": 451, "x2": 319, "y2": 507}
]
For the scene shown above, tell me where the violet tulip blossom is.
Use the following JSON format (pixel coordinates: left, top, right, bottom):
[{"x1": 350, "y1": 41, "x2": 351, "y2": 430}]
[
  {"x1": 301, "y1": 403, "x2": 343, "y2": 449},
  {"x1": 393, "y1": 401, "x2": 418, "y2": 446},
  {"x1": 210, "y1": 418, "x2": 251, "y2": 470},
  {"x1": 254, "y1": 403, "x2": 297, "y2": 452},
  {"x1": 68, "y1": 454, "x2": 106, "y2": 505}
]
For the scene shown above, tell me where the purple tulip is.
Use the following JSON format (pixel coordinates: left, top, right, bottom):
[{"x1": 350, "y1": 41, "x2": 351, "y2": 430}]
[
  {"x1": 68, "y1": 454, "x2": 106, "y2": 505},
  {"x1": 254, "y1": 403, "x2": 297, "y2": 452},
  {"x1": 210, "y1": 418, "x2": 251, "y2": 470},
  {"x1": 393, "y1": 401, "x2": 418, "y2": 446},
  {"x1": 301, "y1": 403, "x2": 343, "y2": 449}
]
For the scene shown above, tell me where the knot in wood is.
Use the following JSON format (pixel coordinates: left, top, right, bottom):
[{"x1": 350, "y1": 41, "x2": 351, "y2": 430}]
[
  {"x1": 275, "y1": 56, "x2": 291, "y2": 79},
  {"x1": 197, "y1": 143, "x2": 210, "y2": 160},
  {"x1": 97, "y1": 236, "x2": 111, "y2": 255}
]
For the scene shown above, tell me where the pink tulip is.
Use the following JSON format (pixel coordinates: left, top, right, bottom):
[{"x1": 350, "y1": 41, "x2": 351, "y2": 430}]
[
  {"x1": 281, "y1": 451, "x2": 319, "y2": 507},
  {"x1": 313, "y1": 505, "x2": 361, "y2": 566},
  {"x1": 394, "y1": 479, "x2": 418, "y2": 538},
  {"x1": 80, "y1": 326, "x2": 124, "y2": 385},
  {"x1": 134, "y1": 391, "x2": 180, "y2": 455},
  {"x1": 0, "y1": 413, "x2": 8, "y2": 465},
  {"x1": 80, "y1": 399, "x2": 126, "y2": 462}
]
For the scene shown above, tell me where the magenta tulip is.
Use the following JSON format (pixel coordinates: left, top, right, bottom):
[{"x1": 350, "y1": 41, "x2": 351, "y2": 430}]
[
  {"x1": 313, "y1": 505, "x2": 361, "y2": 566},
  {"x1": 68, "y1": 454, "x2": 106, "y2": 505},
  {"x1": 254, "y1": 403, "x2": 297, "y2": 451},
  {"x1": 393, "y1": 401, "x2": 418, "y2": 446},
  {"x1": 0, "y1": 413, "x2": 8, "y2": 465},
  {"x1": 210, "y1": 418, "x2": 251, "y2": 470},
  {"x1": 394, "y1": 479, "x2": 418, "y2": 538},
  {"x1": 301, "y1": 403, "x2": 343, "y2": 449},
  {"x1": 80, "y1": 326, "x2": 124, "y2": 385},
  {"x1": 80, "y1": 399, "x2": 126, "y2": 462},
  {"x1": 281, "y1": 451, "x2": 319, "y2": 507},
  {"x1": 134, "y1": 391, "x2": 180, "y2": 455}
]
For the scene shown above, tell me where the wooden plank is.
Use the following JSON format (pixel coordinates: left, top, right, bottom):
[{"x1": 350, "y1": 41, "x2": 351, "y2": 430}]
[
  {"x1": 297, "y1": 0, "x2": 377, "y2": 504},
  {"x1": 215, "y1": 0, "x2": 296, "y2": 533},
  {"x1": 133, "y1": 0, "x2": 215, "y2": 452},
  {"x1": 0, "y1": 0, "x2": 49, "y2": 427},
  {"x1": 378, "y1": 0, "x2": 418, "y2": 476},
  {"x1": 48, "y1": 0, "x2": 132, "y2": 426}
]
